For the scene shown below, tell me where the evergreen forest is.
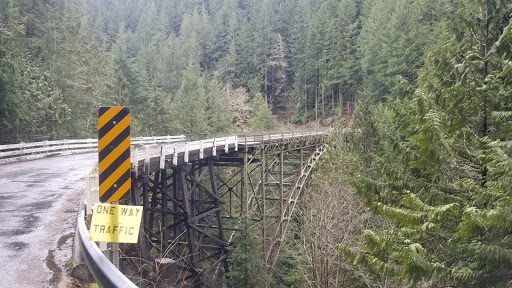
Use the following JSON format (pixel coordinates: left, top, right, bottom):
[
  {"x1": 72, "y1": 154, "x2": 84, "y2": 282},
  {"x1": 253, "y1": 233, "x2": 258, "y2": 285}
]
[{"x1": 1, "y1": 0, "x2": 512, "y2": 287}]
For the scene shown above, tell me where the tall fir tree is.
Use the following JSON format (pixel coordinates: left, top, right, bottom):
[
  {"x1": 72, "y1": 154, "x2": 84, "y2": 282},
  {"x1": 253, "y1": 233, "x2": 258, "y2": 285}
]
[
  {"x1": 250, "y1": 92, "x2": 276, "y2": 132},
  {"x1": 226, "y1": 217, "x2": 269, "y2": 288},
  {"x1": 341, "y1": 1, "x2": 512, "y2": 286},
  {"x1": 170, "y1": 59, "x2": 208, "y2": 134},
  {"x1": 206, "y1": 77, "x2": 232, "y2": 133}
]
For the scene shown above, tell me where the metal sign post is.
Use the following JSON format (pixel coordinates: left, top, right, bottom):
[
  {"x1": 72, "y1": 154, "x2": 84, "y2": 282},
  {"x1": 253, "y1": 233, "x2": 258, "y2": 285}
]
[{"x1": 111, "y1": 201, "x2": 120, "y2": 270}]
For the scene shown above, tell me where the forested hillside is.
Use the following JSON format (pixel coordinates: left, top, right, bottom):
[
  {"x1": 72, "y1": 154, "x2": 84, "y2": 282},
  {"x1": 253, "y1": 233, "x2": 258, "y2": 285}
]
[
  {"x1": 1, "y1": 0, "x2": 361, "y2": 144},
  {"x1": 1, "y1": 0, "x2": 512, "y2": 287},
  {"x1": 0, "y1": 0, "x2": 438, "y2": 143}
]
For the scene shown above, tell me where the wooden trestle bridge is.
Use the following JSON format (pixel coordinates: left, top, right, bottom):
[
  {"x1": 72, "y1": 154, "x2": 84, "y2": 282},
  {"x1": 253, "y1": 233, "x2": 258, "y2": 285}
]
[{"x1": 123, "y1": 131, "x2": 330, "y2": 287}]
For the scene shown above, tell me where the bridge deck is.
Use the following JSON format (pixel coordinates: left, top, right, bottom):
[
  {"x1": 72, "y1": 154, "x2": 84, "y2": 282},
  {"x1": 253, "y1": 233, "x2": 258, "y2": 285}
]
[{"x1": 131, "y1": 131, "x2": 330, "y2": 176}]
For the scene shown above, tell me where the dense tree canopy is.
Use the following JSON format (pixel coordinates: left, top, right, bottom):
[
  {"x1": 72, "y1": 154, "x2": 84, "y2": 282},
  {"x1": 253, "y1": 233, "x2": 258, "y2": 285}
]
[
  {"x1": 340, "y1": 1, "x2": 512, "y2": 287},
  {"x1": 0, "y1": 0, "x2": 365, "y2": 142}
]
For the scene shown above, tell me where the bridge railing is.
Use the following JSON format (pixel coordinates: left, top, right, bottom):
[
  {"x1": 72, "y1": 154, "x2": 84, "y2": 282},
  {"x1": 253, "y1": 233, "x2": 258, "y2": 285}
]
[
  {"x1": 0, "y1": 130, "x2": 331, "y2": 165},
  {"x1": 131, "y1": 135, "x2": 239, "y2": 176},
  {"x1": 0, "y1": 135, "x2": 186, "y2": 164},
  {"x1": 237, "y1": 129, "x2": 331, "y2": 145},
  {"x1": 131, "y1": 130, "x2": 332, "y2": 174}
]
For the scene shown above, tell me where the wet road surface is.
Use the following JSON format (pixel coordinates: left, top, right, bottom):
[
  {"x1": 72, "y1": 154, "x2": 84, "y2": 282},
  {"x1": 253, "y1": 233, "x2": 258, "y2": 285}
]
[{"x1": 0, "y1": 153, "x2": 97, "y2": 288}]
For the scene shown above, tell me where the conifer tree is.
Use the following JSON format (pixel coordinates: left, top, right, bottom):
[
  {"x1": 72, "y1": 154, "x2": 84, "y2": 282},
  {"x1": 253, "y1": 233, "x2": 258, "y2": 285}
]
[
  {"x1": 0, "y1": 0, "x2": 70, "y2": 143},
  {"x1": 170, "y1": 60, "x2": 208, "y2": 134},
  {"x1": 289, "y1": 0, "x2": 314, "y2": 119},
  {"x1": 206, "y1": 77, "x2": 232, "y2": 133},
  {"x1": 341, "y1": 1, "x2": 512, "y2": 286},
  {"x1": 226, "y1": 217, "x2": 269, "y2": 288},
  {"x1": 358, "y1": 0, "x2": 442, "y2": 101},
  {"x1": 250, "y1": 92, "x2": 276, "y2": 132}
]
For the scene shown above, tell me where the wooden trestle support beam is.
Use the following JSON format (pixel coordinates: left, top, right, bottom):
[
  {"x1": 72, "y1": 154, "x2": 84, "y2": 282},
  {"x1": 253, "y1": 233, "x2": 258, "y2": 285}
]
[{"x1": 128, "y1": 135, "x2": 327, "y2": 287}]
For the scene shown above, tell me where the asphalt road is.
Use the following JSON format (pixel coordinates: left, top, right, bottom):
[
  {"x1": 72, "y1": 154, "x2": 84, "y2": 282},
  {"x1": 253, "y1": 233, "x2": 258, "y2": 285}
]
[{"x1": 0, "y1": 153, "x2": 97, "y2": 288}]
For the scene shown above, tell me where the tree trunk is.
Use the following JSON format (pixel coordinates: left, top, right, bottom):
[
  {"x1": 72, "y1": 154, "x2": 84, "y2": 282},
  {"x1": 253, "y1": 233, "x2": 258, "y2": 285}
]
[
  {"x1": 481, "y1": 3, "x2": 489, "y2": 187},
  {"x1": 322, "y1": 89, "x2": 325, "y2": 117},
  {"x1": 304, "y1": 90, "x2": 307, "y2": 115},
  {"x1": 315, "y1": 65, "x2": 319, "y2": 120},
  {"x1": 264, "y1": 56, "x2": 268, "y2": 104},
  {"x1": 339, "y1": 86, "x2": 342, "y2": 117},
  {"x1": 304, "y1": 74, "x2": 307, "y2": 115},
  {"x1": 331, "y1": 87, "x2": 335, "y2": 114},
  {"x1": 315, "y1": 85, "x2": 318, "y2": 120}
]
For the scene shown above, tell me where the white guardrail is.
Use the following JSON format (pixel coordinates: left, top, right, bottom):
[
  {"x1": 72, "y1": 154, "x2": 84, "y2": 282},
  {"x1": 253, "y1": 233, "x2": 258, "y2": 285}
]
[
  {"x1": 0, "y1": 135, "x2": 187, "y2": 164},
  {"x1": 0, "y1": 130, "x2": 331, "y2": 165}
]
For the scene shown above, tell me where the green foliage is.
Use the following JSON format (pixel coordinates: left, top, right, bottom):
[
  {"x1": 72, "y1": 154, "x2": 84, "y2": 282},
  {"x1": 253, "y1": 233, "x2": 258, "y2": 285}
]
[
  {"x1": 250, "y1": 92, "x2": 276, "y2": 132},
  {"x1": 170, "y1": 61, "x2": 208, "y2": 134},
  {"x1": 1, "y1": 0, "x2": 374, "y2": 143},
  {"x1": 206, "y1": 77, "x2": 233, "y2": 133},
  {"x1": 226, "y1": 217, "x2": 269, "y2": 288},
  {"x1": 341, "y1": 1, "x2": 512, "y2": 287},
  {"x1": 358, "y1": 0, "x2": 443, "y2": 101}
]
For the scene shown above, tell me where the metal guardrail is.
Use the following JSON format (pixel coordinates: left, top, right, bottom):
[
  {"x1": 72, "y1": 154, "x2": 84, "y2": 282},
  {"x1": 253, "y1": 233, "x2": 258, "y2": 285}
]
[
  {"x1": 0, "y1": 130, "x2": 332, "y2": 164},
  {"x1": 77, "y1": 209, "x2": 137, "y2": 288},
  {"x1": 0, "y1": 135, "x2": 186, "y2": 164},
  {"x1": 131, "y1": 135, "x2": 239, "y2": 177},
  {"x1": 237, "y1": 130, "x2": 330, "y2": 146},
  {"x1": 81, "y1": 164, "x2": 138, "y2": 287}
]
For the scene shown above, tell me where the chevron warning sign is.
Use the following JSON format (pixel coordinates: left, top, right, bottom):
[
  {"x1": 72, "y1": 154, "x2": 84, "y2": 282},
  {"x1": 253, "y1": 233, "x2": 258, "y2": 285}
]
[{"x1": 98, "y1": 107, "x2": 131, "y2": 203}]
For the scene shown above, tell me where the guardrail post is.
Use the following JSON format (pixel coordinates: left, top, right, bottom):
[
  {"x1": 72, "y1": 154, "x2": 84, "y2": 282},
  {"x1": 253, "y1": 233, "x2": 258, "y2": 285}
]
[
  {"x1": 99, "y1": 242, "x2": 109, "y2": 261},
  {"x1": 144, "y1": 146, "x2": 150, "y2": 174},
  {"x1": 86, "y1": 165, "x2": 99, "y2": 217},
  {"x1": 20, "y1": 142, "x2": 25, "y2": 159},
  {"x1": 173, "y1": 145, "x2": 178, "y2": 165},
  {"x1": 199, "y1": 141, "x2": 204, "y2": 159},
  {"x1": 213, "y1": 139, "x2": 217, "y2": 156},
  {"x1": 224, "y1": 137, "x2": 228, "y2": 153},
  {"x1": 160, "y1": 146, "x2": 166, "y2": 169},
  {"x1": 133, "y1": 147, "x2": 139, "y2": 178},
  {"x1": 43, "y1": 140, "x2": 49, "y2": 156}
]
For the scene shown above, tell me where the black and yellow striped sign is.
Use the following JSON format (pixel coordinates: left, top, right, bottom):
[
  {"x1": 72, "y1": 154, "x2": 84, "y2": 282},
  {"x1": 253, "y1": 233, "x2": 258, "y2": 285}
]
[{"x1": 98, "y1": 107, "x2": 131, "y2": 203}]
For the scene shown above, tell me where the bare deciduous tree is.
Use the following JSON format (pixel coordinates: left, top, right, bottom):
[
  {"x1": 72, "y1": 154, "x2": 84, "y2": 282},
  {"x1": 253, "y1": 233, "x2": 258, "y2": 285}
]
[{"x1": 291, "y1": 160, "x2": 397, "y2": 288}]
